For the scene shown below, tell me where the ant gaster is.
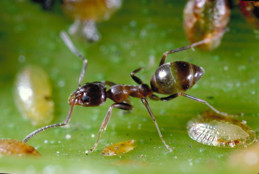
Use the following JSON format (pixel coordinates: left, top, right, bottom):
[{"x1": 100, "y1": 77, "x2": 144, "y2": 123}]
[{"x1": 23, "y1": 31, "x2": 228, "y2": 152}]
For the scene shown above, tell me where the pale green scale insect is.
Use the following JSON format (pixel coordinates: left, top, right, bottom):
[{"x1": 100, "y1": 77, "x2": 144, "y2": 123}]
[
  {"x1": 15, "y1": 65, "x2": 54, "y2": 126},
  {"x1": 187, "y1": 112, "x2": 256, "y2": 148}
]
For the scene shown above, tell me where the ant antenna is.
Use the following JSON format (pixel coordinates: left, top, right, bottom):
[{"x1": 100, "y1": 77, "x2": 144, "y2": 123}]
[
  {"x1": 23, "y1": 32, "x2": 84, "y2": 143},
  {"x1": 60, "y1": 31, "x2": 88, "y2": 87},
  {"x1": 23, "y1": 100, "x2": 75, "y2": 143}
]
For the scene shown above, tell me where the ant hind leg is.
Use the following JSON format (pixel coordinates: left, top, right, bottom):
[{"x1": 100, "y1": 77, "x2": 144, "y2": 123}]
[
  {"x1": 182, "y1": 93, "x2": 230, "y2": 117},
  {"x1": 159, "y1": 38, "x2": 211, "y2": 66}
]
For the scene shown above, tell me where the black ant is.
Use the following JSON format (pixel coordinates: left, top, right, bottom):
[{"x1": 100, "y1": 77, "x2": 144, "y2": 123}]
[{"x1": 23, "y1": 31, "x2": 228, "y2": 152}]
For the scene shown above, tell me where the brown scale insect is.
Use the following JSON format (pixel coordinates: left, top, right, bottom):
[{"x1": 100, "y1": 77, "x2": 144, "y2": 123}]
[
  {"x1": 23, "y1": 32, "x2": 228, "y2": 153},
  {"x1": 0, "y1": 139, "x2": 40, "y2": 156},
  {"x1": 239, "y1": 1, "x2": 259, "y2": 29},
  {"x1": 183, "y1": 0, "x2": 231, "y2": 50}
]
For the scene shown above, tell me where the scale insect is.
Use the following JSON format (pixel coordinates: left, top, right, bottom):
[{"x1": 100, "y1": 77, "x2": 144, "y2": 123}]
[
  {"x1": 15, "y1": 65, "x2": 54, "y2": 126},
  {"x1": 187, "y1": 112, "x2": 256, "y2": 148},
  {"x1": 23, "y1": 31, "x2": 229, "y2": 153},
  {"x1": 0, "y1": 139, "x2": 40, "y2": 156},
  {"x1": 183, "y1": 0, "x2": 230, "y2": 50},
  {"x1": 62, "y1": 0, "x2": 122, "y2": 41},
  {"x1": 101, "y1": 140, "x2": 136, "y2": 156}
]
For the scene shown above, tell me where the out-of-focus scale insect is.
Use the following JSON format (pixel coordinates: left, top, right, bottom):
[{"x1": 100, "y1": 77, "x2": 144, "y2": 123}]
[
  {"x1": 239, "y1": 1, "x2": 259, "y2": 29},
  {"x1": 228, "y1": 142, "x2": 259, "y2": 173},
  {"x1": 187, "y1": 112, "x2": 256, "y2": 148},
  {"x1": 62, "y1": 0, "x2": 122, "y2": 41},
  {"x1": 101, "y1": 140, "x2": 135, "y2": 156},
  {"x1": 183, "y1": 0, "x2": 231, "y2": 50},
  {"x1": 15, "y1": 65, "x2": 54, "y2": 126},
  {"x1": 0, "y1": 139, "x2": 40, "y2": 156}
]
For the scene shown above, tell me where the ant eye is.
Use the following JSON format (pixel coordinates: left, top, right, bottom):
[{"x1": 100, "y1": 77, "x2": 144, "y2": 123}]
[{"x1": 82, "y1": 94, "x2": 90, "y2": 103}]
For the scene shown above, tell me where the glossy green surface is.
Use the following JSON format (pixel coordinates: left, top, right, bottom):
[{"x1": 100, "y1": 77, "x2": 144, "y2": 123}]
[{"x1": 0, "y1": 0, "x2": 258, "y2": 173}]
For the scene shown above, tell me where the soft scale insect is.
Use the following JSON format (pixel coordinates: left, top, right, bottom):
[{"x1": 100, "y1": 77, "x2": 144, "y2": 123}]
[
  {"x1": 23, "y1": 32, "x2": 228, "y2": 152},
  {"x1": 0, "y1": 139, "x2": 40, "y2": 156},
  {"x1": 15, "y1": 65, "x2": 54, "y2": 126}
]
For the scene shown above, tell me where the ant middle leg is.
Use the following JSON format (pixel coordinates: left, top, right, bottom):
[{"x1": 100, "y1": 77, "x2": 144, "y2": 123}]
[
  {"x1": 141, "y1": 98, "x2": 173, "y2": 152},
  {"x1": 131, "y1": 67, "x2": 143, "y2": 84},
  {"x1": 90, "y1": 103, "x2": 133, "y2": 152}
]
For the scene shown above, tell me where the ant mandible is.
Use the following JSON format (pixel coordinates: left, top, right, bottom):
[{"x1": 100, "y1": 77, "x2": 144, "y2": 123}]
[{"x1": 23, "y1": 31, "x2": 228, "y2": 152}]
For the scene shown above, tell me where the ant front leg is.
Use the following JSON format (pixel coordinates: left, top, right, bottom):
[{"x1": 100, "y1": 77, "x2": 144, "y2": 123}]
[
  {"x1": 159, "y1": 38, "x2": 211, "y2": 66},
  {"x1": 141, "y1": 98, "x2": 173, "y2": 152},
  {"x1": 90, "y1": 103, "x2": 133, "y2": 152}
]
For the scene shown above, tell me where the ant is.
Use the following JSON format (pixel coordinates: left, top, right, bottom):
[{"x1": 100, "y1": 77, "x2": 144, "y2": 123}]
[{"x1": 23, "y1": 31, "x2": 228, "y2": 152}]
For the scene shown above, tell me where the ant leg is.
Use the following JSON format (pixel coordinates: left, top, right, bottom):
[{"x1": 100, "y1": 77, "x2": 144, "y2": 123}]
[
  {"x1": 103, "y1": 81, "x2": 116, "y2": 86},
  {"x1": 159, "y1": 38, "x2": 211, "y2": 66},
  {"x1": 60, "y1": 31, "x2": 88, "y2": 86},
  {"x1": 149, "y1": 93, "x2": 181, "y2": 101},
  {"x1": 149, "y1": 94, "x2": 161, "y2": 101},
  {"x1": 181, "y1": 93, "x2": 229, "y2": 117},
  {"x1": 131, "y1": 67, "x2": 143, "y2": 84},
  {"x1": 153, "y1": 92, "x2": 229, "y2": 116},
  {"x1": 141, "y1": 98, "x2": 173, "y2": 152},
  {"x1": 23, "y1": 103, "x2": 75, "y2": 143},
  {"x1": 159, "y1": 93, "x2": 181, "y2": 101},
  {"x1": 90, "y1": 103, "x2": 133, "y2": 152}
]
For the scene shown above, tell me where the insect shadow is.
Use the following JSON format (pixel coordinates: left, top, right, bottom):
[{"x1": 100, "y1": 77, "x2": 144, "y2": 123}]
[{"x1": 23, "y1": 31, "x2": 229, "y2": 152}]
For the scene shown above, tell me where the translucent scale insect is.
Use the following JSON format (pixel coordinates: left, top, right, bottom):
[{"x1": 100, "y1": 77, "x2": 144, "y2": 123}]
[
  {"x1": 23, "y1": 32, "x2": 229, "y2": 153},
  {"x1": 15, "y1": 65, "x2": 54, "y2": 126},
  {"x1": 187, "y1": 112, "x2": 256, "y2": 148}
]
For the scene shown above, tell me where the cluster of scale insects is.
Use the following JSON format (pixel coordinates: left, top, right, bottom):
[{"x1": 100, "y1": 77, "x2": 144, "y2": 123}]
[{"x1": 20, "y1": 31, "x2": 236, "y2": 153}]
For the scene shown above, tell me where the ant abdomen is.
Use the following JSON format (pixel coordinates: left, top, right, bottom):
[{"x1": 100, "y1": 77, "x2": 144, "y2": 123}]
[{"x1": 150, "y1": 61, "x2": 204, "y2": 94}]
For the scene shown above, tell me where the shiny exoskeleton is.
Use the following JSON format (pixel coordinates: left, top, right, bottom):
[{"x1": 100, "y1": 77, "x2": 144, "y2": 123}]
[{"x1": 23, "y1": 32, "x2": 228, "y2": 152}]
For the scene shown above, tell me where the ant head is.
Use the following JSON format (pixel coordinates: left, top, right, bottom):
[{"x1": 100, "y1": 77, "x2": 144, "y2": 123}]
[
  {"x1": 150, "y1": 61, "x2": 204, "y2": 94},
  {"x1": 68, "y1": 82, "x2": 107, "y2": 106}
]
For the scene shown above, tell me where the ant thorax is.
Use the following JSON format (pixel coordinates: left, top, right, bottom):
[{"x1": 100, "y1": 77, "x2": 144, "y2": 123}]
[{"x1": 107, "y1": 84, "x2": 152, "y2": 103}]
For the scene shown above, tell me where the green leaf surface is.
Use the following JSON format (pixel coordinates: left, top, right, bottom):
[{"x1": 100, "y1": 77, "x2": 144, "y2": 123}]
[{"x1": 0, "y1": 0, "x2": 258, "y2": 173}]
